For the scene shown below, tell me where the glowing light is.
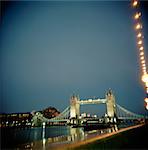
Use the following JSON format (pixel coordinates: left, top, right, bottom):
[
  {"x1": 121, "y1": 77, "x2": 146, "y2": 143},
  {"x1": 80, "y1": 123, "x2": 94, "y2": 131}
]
[
  {"x1": 142, "y1": 66, "x2": 146, "y2": 69},
  {"x1": 140, "y1": 56, "x2": 144, "y2": 60},
  {"x1": 139, "y1": 46, "x2": 144, "y2": 50},
  {"x1": 137, "y1": 32, "x2": 142, "y2": 38},
  {"x1": 132, "y1": 0, "x2": 138, "y2": 7},
  {"x1": 142, "y1": 70, "x2": 146, "y2": 74},
  {"x1": 138, "y1": 40, "x2": 142, "y2": 45},
  {"x1": 142, "y1": 64, "x2": 146, "y2": 67},
  {"x1": 134, "y1": 12, "x2": 141, "y2": 19},
  {"x1": 132, "y1": 0, "x2": 148, "y2": 109},
  {"x1": 143, "y1": 68, "x2": 146, "y2": 72},
  {"x1": 141, "y1": 60, "x2": 145, "y2": 64},
  {"x1": 142, "y1": 74, "x2": 148, "y2": 83},
  {"x1": 146, "y1": 82, "x2": 148, "y2": 87},
  {"x1": 145, "y1": 98, "x2": 148, "y2": 103},
  {"x1": 135, "y1": 23, "x2": 142, "y2": 30},
  {"x1": 143, "y1": 70, "x2": 147, "y2": 75}
]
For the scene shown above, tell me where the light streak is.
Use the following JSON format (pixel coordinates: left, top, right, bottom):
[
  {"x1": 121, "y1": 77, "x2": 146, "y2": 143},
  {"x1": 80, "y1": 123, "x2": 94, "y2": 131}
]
[{"x1": 131, "y1": 0, "x2": 148, "y2": 109}]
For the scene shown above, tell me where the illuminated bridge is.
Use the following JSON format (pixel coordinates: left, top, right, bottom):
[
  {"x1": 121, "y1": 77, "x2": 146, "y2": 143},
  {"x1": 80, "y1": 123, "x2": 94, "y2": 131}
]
[{"x1": 32, "y1": 90, "x2": 148, "y2": 126}]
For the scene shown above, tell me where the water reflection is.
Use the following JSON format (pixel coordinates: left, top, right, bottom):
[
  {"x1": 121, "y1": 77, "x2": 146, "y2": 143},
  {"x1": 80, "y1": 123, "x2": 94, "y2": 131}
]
[
  {"x1": 42, "y1": 122, "x2": 46, "y2": 150},
  {"x1": 33, "y1": 129, "x2": 40, "y2": 140},
  {"x1": 44, "y1": 127, "x2": 84, "y2": 144},
  {"x1": 69, "y1": 127, "x2": 85, "y2": 142},
  {"x1": 42, "y1": 138, "x2": 46, "y2": 150},
  {"x1": 23, "y1": 125, "x2": 118, "y2": 149}
]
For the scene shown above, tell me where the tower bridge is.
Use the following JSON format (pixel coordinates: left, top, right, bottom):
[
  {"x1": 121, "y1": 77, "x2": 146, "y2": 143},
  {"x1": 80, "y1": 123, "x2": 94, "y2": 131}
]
[
  {"x1": 32, "y1": 89, "x2": 148, "y2": 126},
  {"x1": 70, "y1": 89, "x2": 115, "y2": 120}
]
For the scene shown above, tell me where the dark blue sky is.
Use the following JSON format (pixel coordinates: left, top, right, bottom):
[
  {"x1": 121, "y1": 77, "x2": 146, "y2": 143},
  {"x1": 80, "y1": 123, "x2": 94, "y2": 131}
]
[{"x1": 0, "y1": 1, "x2": 148, "y2": 115}]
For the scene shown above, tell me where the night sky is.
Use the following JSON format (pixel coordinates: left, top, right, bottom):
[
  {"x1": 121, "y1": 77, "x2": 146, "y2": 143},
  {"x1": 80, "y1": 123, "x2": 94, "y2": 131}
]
[{"x1": 1, "y1": 1, "x2": 148, "y2": 116}]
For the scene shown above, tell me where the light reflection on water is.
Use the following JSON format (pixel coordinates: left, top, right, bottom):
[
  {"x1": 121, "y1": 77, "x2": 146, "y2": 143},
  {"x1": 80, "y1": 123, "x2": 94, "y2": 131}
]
[
  {"x1": 22, "y1": 125, "x2": 118, "y2": 149},
  {"x1": 2, "y1": 121, "x2": 139, "y2": 149}
]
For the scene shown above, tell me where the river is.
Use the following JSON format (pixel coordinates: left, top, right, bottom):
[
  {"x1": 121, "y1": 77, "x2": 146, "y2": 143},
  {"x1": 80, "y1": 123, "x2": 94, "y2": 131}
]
[{"x1": 1, "y1": 122, "x2": 136, "y2": 149}]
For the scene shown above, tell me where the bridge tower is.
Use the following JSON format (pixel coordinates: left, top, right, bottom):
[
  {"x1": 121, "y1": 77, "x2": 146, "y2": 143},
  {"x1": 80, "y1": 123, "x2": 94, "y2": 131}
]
[
  {"x1": 70, "y1": 94, "x2": 80, "y2": 119},
  {"x1": 105, "y1": 89, "x2": 116, "y2": 122}
]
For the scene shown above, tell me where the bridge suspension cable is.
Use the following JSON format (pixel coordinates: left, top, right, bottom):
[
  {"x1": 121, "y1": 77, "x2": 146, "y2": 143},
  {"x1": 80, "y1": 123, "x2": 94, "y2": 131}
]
[
  {"x1": 131, "y1": 0, "x2": 148, "y2": 110},
  {"x1": 49, "y1": 106, "x2": 70, "y2": 122},
  {"x1": 116, "y1": 104, "x2": 147, "y2": 119}
]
